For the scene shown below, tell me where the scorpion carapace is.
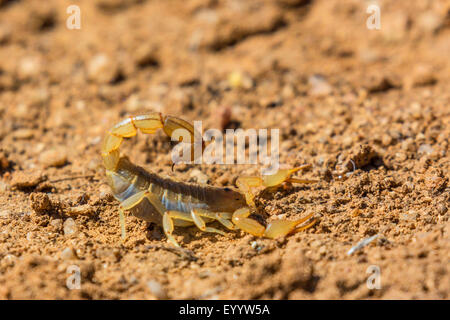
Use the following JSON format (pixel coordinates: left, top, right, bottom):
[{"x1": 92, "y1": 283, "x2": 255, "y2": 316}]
[{"x1": 102, "y1": 112, "x2": 317, "y2": 247}]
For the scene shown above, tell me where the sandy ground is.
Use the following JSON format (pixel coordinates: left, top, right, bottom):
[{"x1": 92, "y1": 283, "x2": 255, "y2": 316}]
[{"x1": 0, "y1": 0, "x2": 449, "y2": 299}]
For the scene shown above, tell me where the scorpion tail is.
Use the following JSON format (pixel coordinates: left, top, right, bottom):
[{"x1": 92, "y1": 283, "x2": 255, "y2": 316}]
[{"x1": 101, "y1": 113, "x2": 201, "y2": 171}]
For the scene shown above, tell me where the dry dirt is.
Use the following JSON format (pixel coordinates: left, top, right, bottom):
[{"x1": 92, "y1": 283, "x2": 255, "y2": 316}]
[{"x1": 0, "y1": 0, "x2": 449, "y2": 299}]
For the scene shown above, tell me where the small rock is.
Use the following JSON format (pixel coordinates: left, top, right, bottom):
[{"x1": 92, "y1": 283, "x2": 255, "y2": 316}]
[
  {"x1": 400, "y1": 211, "x2": 418, "y2": 221},
  {"x1": 228, "y1": 71, "x2": 253, "y2": 89},
  {"x1": 308, "y1": 74, "x2": 332, "y2": 97},
  {"x1": 250, "y1": 241, "x2": 264, "y2": 251},
  {"x1": 436, "y1": 203, "x2": 447, "y2": 215},
  {"x1": 0, "y1": 181, "x2": 10, "y2": 192},
  {"x1": 0, "y1": 23, "x2": 11, "y2": 44},
  {"x1": 418, "y1": 144, "x2": 434, "y2": 155},
  {"x1": 39, "y1": 148, "x2": 68, "y2": 168},
  {"x1": 17, "y1": 56, "x2": 41, "y2": 80},
  {"x1": 0, "y1": 152, "x2": 9, "y2": 171},
  {"x1": 401, "y1": 138, "x2": 416, "y2": 152},
  {"x1": 366, "y1": 76, "x2": 396, "y2": 93},
  {"x1": 50, "y1": 218, "x2": 63, "y2": 230},
  {"x1": 11, "y1": 170, "x2": 46, "y2": 190},
  {"x1": 260, "y1": 95, "x2": 283, "y2": 108},
  {"x1": 87, "y1": 54, "x2": 119, "y2": 84},
  {"x1": 417, "y1": 11, "x2": 444, "y2": 33},
  {"x1": 147, "y1": 280, "x2": 168, "y2": 299},
  {"x1": 395, "y1": 152, "x2": 407, "y2": 162},
  {"x1": 381, "y1": 12, "x2": 409, "y2": 42},
  {"x1": 148, "y1": 227, "x2": 163, "y2": 241},
  {"x1": 30, "y1": 192, "x2": 53, "y2": 214},
  {"x1": 134, "y1": 44, "x2": 159, "y2": 68},
  {"x1": 216, "y1": 175, "x2": 229, "y2": 186},
  {"x1": 381, "y1": 134, "x2": 393, "y2": 147},
  {"x1": 0, "y1": 210, "x2": 10, "y2": 218},
  {"x1": 95, "y1": 247, "x2": 121, "y2": 262},
  {"x1": 66, "y1": 204, "x2": 93, "y2": 216},
  {"x1": 12, "y1": 129, "x2": 35, "y2": 140},
  {"x1": 310, "y1": 240, "x2": 322, "y2": 248},
  {"x1": 26, "y1": 232, "x2": 34, "y2": 241},
  {"x1": 3, "y1": 254, "x2": 17, "y2": 266},
  {"x1": 344, "y1": 144, "x2": 377, "y2": 171},
  {"x1": 405, "y1": 66, "x2": 437, "y2": 89},
  {"x1": 318, "y1": 246, "x2": 327, "y2": 256},
  {"x1": 189, "y1": 169, "x2": 209, "y2": 184},
  {"x1": 63, "y1": 218, "x2": 77, "y2": 236},
  {"x1": 99, "y1": 185, "x2": 114, "y2": 201},
  {"x1": 60, "y1": 247, "x2": 78, "y2": 260}
]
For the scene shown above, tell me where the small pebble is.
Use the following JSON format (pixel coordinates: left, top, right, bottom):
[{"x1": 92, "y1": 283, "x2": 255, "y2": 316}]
[
  {"x1": 189, "y1": 169, "x2": 209, "y2": 184},
  {"x1": 436, "y1": 203, "x2": 447, "y2": 215},
  {"x1": 3, "y1": 254, "x2": 16, "y2": 266},
  {"x1": 39, "y1": 148, "x2": 68, "y2": 168},
  {"x1": 87, "y1": 54, "x2": 119, "y2": 84},
  {"x1": 418, "y1": 144, "x2": 434, "y2": 155},
  {"x1": 228, "y1": 71, "x2": 253, "y2": 89},
  {"x1": 26, "y1": 232, "x2": 34, "y2": 241},
  {"x1": 99, "y1": 185, "x2": 113, "y2": 201},
  {"x1": 318, "y1": 246, "x2": 327, "y2": 256},
  {"x1": 66, "y1": 204, "x2": 93, "y2": 216},
  {"x1": 63, "y1": 218, "x2": 77, "y2": 236},
  {"x1": 11, "y1": 171, "x2": 45, "y2": 190},
  {"x1": 308, "y1": 74, "x2": 332, "y2": 96},
  {"x1": 147, "y1": 280, "x2": 168, "y2": 299},
  {"x1": 310, "y1": 240, "x2": 322, "y2": 248},
  {"x1": 17, "y1": 56, "x2": 41, "y2": 80},
  {"x1": 134, "y1": 44, "x2": 159, "y2": 68},
  {"x1": 417, "y1": 11, "x2": 444, "y2": 33},
  {"x1": 30, "y1": 192, "x2": 53, "y2": 214},
  {"x1": 0, "y1": 210, "x2": 10, "y2": 218},
  {"x1": 12, "y1": 129, "x2": 35, "y2": 140},
  {"x1": 0, "y1": 181, "x2": 10, "y2": 192},
  {"x1": 95, "y1": 247, "x2": 121, "y2": 262},
  {"x1": 0, "y1": 152, "x2": 9, "y2": 170},
  {"x1": 381, "y1": 134, "x2": 393, "y2": 146},
  {"x1": 250, "y1": 241, "x2": 264, "y2": 251},
  {"x1": 60, "y1": 247, "x2": 78, "y2": 260},
  {"x1": 50, "y1": 218, "x2": 63, "y2": 230}
]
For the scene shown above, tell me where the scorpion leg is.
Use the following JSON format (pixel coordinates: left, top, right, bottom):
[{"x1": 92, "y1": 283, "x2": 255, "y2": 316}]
[
  {"x1": 263, "y1": 212, "x2": 317, "y2": 238},
  {"x1": 162, "y1": 212, "x2": 179, "y2": 247},
  {"x1": 117, "y1": 190, "x2": 167, "y2": 240},
  {"x1": 161, "y1": 210, "x2": 226, "y2": 247},
  {"x1": 232, "y1": 207, "x2": 266, "y2": 236},
  {"x1": 143, "y1": 192, "x2": 185, "y2": 247},
  {"x1": 118, "y1": 191, "x2": 147, "y2": 240},
  {"x1": 191, "y1": 209, "x2": 236, "y2": 230},
  {"x1": 231, "y1": 207, "x2": 317, "y2": 238},
  {"x1": 118, "y1": 187, "x2": 182, "y2": 247},
  {"x1": 233, "y1": 165, "x2": 318, "y2": 238},
  {"x1": 236, "y1": 165, "x2": 317, "y2": 208},
  {"x1": 191, "y1": 209, "x2": 227, "y2": 236}
]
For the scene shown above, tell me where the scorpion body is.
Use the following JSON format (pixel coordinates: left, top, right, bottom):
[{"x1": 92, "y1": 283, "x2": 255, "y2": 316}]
[{"x1": 102, "y1": 113, "x2": 317, "y2": 247}]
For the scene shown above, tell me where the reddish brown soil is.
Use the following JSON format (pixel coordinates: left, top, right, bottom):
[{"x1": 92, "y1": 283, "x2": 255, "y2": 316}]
[{"x1": 0, "y1": 0, "x2": 449, "y2": 299}]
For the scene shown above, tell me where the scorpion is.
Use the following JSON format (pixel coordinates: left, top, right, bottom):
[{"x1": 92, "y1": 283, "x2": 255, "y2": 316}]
[{"x1": 102, "y1": 113, "x2": 317, "y2": 247}]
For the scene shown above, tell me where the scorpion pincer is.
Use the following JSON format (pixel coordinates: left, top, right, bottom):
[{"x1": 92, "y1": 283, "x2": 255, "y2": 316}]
[{"x1": 101, "y1": 113, "x2": 317, "y2": 247}]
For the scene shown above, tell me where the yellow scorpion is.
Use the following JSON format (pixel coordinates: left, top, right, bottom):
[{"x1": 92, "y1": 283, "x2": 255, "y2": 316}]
[{"x1": 102, "y1": 113, "x2": 317, "y2": 247}]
